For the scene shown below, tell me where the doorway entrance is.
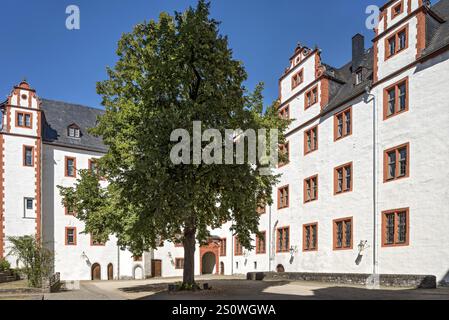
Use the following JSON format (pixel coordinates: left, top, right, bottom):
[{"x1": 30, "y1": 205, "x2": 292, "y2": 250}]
[
  {"x1": 91, "y1": 263, "x2": 101, "y2": 280},
  {"x1": 107, "y1": 263, "x2": 113, "y2": 280}
]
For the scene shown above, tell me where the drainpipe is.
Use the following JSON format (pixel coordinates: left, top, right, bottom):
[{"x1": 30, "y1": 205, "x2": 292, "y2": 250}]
[
  {"x1": 268, "y1": 204, "x2": 272, "y2": 272},
  {"x1": 365, "y1": 85, "x2": 379, "y2": 282},
  {"x1": 117, "y1": 245, "x2": 120, "y2": 280},
  {"x1": 231, "y1": 232, "x2": 234, "y2": 275}
]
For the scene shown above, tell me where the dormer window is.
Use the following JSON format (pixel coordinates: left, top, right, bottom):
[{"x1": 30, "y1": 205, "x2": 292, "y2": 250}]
[
  {"x1": 67, "y1": 124, "x2": 80, "y2": 138},
  {"x1": 355, "y1": 69, "x2": 363, "y2": 85}
]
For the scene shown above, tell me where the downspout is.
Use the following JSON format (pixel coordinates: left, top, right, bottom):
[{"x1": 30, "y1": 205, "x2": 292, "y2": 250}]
[
  {"x1": 268, "y1": 204, "x2": 272, "y2": 272},
  {"x1": 231, "y1": 233, "x2": 234, "y2": 275},
  {"x1": 117, "y1": 245, "x2": 120, "y2": 280},
  {"x1": 365, "y1": 85, "x2": 379, "y2": 284}
]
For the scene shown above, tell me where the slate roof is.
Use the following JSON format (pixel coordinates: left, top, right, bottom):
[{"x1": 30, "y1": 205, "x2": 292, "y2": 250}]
[
  {"x1": 320, "y1": 0, "x2": 448, "y2": 114},
  {"x1": 41, "y1": 99, "x2": 107, "y2": 153}
]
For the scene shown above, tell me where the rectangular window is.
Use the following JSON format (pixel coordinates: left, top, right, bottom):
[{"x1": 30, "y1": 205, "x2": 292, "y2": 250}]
[
  {"x1": 256, "y1": 201, "x2": 266, "y2": 215},
  {"x1": 91, "y1": 235, "x2": 105, "y2": 246},
  {"x1": 23, "y1": 198, "x2": 36, "y2": 219},
  {"x1": 23, "y1": 146, "x2": 34, "y2": 167},
  {"x1": 234, "y1": 237, "x2": 243, "y2": 256},
  {"x1": 384, "y1": 77, "x2": 408, "y2": 119},
  {"x1": 304, "y1": 126, "x2": 318, "y2": 154},
  {"x1": 16, "y1": 112, "x2": 32, "y2": 128},
  {"x1": 291, "y1": 69, "x2": 304, "y2": 89},
  {"x1": 65, "y1": 156, "x2": 76, "y2": 177},
  {"x1": 304, "y1": 175, "x2": 318, "y2": 203},
  {"x1": 175, "y1": 258, "x2": 185, "y2": 269},
  {"x1": 277, "y1": 185, "x2": 289, "y2": 209},
  {"x1": 304, "y1": 86, "x2": 318, "y2": 109},
  {"x1": 256, "y1": 231, "x2": 266, "y2": 254},
  {"x1": 382, "y1": 208, "x2": 409, "y2": 247},
  {"x1": 278, "y1": 142, "x2": 290, "y2": 167},
  {"x1": 65, "y1": 227, "x2": 77, "y2": 246},
  {"x1": 333, "y1": 218, "x2": 353, "y2": 250},
  {"x1": 385, "y1": 26, "x2": 408, "y2": 59},
  {"x1": 391, "y1": 1, "x2": 403, "y2": 19},
  {"x1": 334, "y1": 162, "x2": 353, "y2": 195},
  {"x1": 88, "y1": 159, "x2": 98, "y2": 174},
  {"x1": 65, "y1": 206, "x2": 76, "y2": 216},
  {"x1": 279, "y1": 105, "x2": 290, "y2": 120},
  {"x1": 276, "y1": 227, "x2": 290, "y2": 253},
  {"x1": 220, "y1": 238, "x2": 227, "y2": 256},
  {"x1": 303, "y1": 223, "x2": 318, "y2": 252},
  {"x1": 384, "y1": 143, "x2": 409, "y2": 182},
  {"x1": 334, "y1": 107, "x2": 352, "y2": 141},
  {"x1": 355, "y1": 70, "x2": 363, "y2": 85}
]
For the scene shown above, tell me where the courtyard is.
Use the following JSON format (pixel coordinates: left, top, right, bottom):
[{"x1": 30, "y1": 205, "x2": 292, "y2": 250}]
[{"x1": 40, "y1": 275, "x2": 449, "y2": 300}]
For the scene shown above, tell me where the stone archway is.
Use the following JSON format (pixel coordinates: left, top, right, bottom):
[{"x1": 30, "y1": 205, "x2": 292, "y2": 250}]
[
  {"x1": 200, "y1": 239, "x2": 220, "y2": 275},
  {"x1": 133, "y1": 265, "x2": 143, "y2": 280}
]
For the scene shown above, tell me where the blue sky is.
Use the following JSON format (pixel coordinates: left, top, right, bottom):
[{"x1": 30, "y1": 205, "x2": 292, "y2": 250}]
[{"x1": 0, "y1": 0, "x2": 384, "y2": 109}]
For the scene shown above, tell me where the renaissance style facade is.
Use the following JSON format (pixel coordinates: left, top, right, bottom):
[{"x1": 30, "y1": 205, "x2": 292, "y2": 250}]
[
  {"x1": 1, "y1": 0, "x2": 449, "y2": 284},
  {"x1": 155, "y1": 0, "x2": 449, "y2": 284}
]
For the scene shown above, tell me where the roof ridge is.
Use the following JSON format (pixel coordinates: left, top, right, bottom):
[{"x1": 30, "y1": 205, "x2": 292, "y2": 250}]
[{"x1": 40, "y1": 98, "x2": 104, "y2": 112}]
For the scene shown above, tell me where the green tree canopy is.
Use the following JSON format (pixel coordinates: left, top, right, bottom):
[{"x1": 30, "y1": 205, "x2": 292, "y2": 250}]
[{"x1": 58, "y1": 0, "x2": 289, "y2": 285}]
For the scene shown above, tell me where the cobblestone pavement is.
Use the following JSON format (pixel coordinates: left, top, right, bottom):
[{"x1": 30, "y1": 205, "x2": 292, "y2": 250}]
[{"x1": 41, "y1": 275, "x2": 449, "y2": 300}]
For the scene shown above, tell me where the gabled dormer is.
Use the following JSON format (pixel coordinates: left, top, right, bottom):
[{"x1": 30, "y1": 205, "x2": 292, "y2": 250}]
[
  {"x1": 67, "y1": 123, "x2": 81, "y2": 138},
  {"x1": 373, "y1": 0, "x2": 445, "y2": 82}
]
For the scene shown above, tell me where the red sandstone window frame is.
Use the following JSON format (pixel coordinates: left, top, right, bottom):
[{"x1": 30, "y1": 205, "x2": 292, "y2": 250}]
[
  {"x1": 234, "y1": 237, "x2": 243, "y2": 256},
  {"x1": 90, "y1": 234, "x2": 105, "y2": 246},
  {"x1": 65, "y1": 206, "x2": 77, "y2": 217},
  {"x1": 256, "y1": 231, "x2": 266, "y2": 254},
  {"x1": 333, "y1": 217, "x2": 353, "y2": 250},
  {"x1": 382, "y1": 208, "x2": 410, "y2": 247},
  {"x1": 277, "y1": 185, "x2": 289, "y2": 210},
  {"x1": 334, "y1": 162, "x2": 353, "y2": 195},
  {"x1": 16, "y1": 111, "x2": 33, "y2": 129},
  {"x1": 276, "y1": 226, "x2": 290, "y2": 253},
  {"x1": 304, "y1": 125, "x2": 318, "y2": 155},
  {"x1": 278, "y1": 104, "x2": 290, "y2": 120},
  {"x1": 256, "y1": 201, "x2": 266, "y2": 215},
  {"x1": 291, "y1": 69, "x2": 304, "y2": 90},
  {"x1": 385, "y1": 25, "x2": 409, "y2": 60},
  {"x1": 383, "y1": 143, "x2": 410, "y2": 182},
  {"x1": 391, "y1": 0, "x2": 404, "y2": 20},
  {"x1": 23, "y1": 145, "x2": 34, "y2": 167},
  {"x1": 65, "y1": 156, "x2": 77, "y2": 178},
  {"x1": 175, "y1": 258, "x2": 185, "y2": 269},
  {"x1": 303, "y1": 223, "x2": 318, "y2": 252},
  {"x1": 278, "y1": 141, "x2": 290, "y2": 168},
  {"x1": 219, "y1": 238, "x2": 227, "y2": 256},
  {"x1": 303, "y1": 175, "x2": 318, "y2": 203},
  {"x1": 383, "y1": 77, "x2": 409, "y2": 120},
  {"x1": 65, "y1": 227, "x2": 77, "y2": 246},
  {"x1": 304, "y1": 85, "x2": 319, "y2": 110},
  {"x1": 334, "y1": 107, "x2": 352, "y2": 141}
]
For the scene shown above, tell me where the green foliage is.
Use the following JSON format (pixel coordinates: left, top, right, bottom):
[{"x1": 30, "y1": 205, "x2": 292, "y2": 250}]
[
  {"x1": 58, "y1": 0, "x2": 289, "y2": 283},
  {"x1": 7, "y1": 236, "x2": 54, "y2": 288},
  {"x1": 0, "y1": 258, "x2": 10, "y2": 272}
]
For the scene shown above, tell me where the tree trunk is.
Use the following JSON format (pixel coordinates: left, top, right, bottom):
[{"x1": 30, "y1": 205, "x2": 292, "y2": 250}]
[{"x1": 182, "y1": 227, "x2": 196, "y2": 285}]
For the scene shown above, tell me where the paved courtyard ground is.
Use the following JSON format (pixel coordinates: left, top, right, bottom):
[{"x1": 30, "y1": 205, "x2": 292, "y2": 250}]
[{"x1": 42, "y1": 275, "x2": 449, "y2": 300}]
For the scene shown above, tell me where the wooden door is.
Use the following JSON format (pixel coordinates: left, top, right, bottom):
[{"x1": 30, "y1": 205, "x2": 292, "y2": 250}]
[
  {"x1": 151, "y1": 259, "x2": 162, "y2": 277},
  {"x1": 107, "y1": 263, "x2": 113, "y2": 280},
  {"x1": 91, "y1": 263, "x2": 101, "y2": 280}
]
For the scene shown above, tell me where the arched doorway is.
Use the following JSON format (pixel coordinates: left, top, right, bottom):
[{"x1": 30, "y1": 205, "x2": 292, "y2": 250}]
[
  {"x1": 276, "y1": 264, "x2": 285, "y2": 273},
  {"x1": 201, "y1": 252, "x2": 216, "y2": 274},
  {"x1": 91, "y1": 263, "x2": 101, "y2": 280},
  {"x1": 220, "y1": 262, "x2": 225, "y2": 275},
  {"x1": 107, "y1": 263, "x2": 113, "y2": 280},
  {"x1": 133, "y1": 265, "x2": 143, "y2": 280}
]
